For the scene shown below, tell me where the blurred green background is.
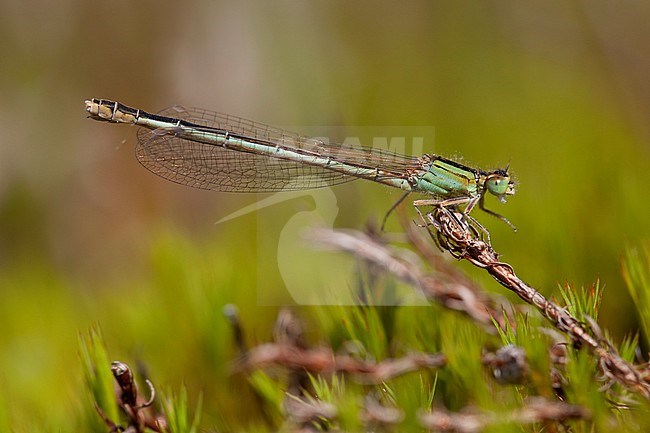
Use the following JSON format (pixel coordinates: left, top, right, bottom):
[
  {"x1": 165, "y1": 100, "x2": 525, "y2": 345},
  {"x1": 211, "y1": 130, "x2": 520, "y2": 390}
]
[{"x1": 1, "y1": 0, "x2": 650, "y2": 430}]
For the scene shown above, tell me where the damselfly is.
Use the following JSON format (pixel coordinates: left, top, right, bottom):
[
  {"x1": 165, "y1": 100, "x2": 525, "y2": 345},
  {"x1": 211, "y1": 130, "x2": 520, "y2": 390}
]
[{"x1": 84, "y1": 99, "x2": 516, "y2": 232}]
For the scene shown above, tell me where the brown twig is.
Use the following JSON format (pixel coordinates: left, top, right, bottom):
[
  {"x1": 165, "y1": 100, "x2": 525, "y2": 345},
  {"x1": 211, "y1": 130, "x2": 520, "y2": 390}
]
[
  {"x1": 95, "y1": 361, "x2": 166, "y2": 433},
  {"x1": 282, "y1": 392, "x2": 405, "y2": 432},
  {"x1": 307, "y1": 227, "x2": 505, "y2": 331},
  {"x1": 419, "y1": 397, "x2": 590, "y2": 432},
  {"x1": 361, "y1": 394, "x2": 404, "y2": 427},
  {"x1": 283, "y1": 394, "x2": 337, "y2": 426},
  {"x1": 424, "y1": 206, "x2": 650, "y2": 398},
  {"x1": 236, "y1": 343, "x2": 446, "y2": 384}
]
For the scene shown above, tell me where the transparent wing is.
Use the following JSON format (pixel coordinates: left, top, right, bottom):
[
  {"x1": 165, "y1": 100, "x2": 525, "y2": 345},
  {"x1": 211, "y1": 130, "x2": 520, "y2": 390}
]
[{"x1": 135, "y1": 105, "x2": 420, "y2": 193}]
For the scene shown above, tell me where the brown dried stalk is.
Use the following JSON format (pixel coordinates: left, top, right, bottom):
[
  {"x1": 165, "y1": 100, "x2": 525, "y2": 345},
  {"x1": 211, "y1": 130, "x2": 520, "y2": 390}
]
[
  {"x1": 95, "y1": 361, "x2": 166, "y2": 433},
  {"x1": 419, "y1": 397, "x2": 590, "y2": 432},
  {"x1": 283, "y1": 394, "x2": 337, "y2": 426},
  {"x1": 282, "y1": 392, "x2": 404, "y2": 432},
  {"x1": 423, "y1": 206, "x2": 650, "y2": 398},
  {"x1": 227, "y1": 308, "x2": 446, "y2": 384},
  {"x1": 306, "y1": 206, "x2": 650, "y2": 398},
  {"x1": 307, "y1": 227, "x2": 506, "y2": 331},
  {"x1": 236, "y1": 343, "x2": 447, "y2": 384}
]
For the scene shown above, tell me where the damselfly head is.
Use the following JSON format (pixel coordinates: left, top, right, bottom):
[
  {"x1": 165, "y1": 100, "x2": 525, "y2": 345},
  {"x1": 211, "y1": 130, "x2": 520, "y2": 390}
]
[{"x1": 484, "y1": 169, "x2": 515, "y2": 200}]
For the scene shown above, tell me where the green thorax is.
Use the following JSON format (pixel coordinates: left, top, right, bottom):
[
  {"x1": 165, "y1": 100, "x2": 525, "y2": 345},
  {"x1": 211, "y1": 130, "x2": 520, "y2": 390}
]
[{"x1": 412, "y1": 155, "x2": 480, "y2": 198}]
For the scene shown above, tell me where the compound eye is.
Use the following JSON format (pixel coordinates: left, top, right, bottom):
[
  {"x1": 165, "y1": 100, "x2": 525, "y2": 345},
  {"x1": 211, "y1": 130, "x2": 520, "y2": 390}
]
[{"x1": 486, "y1": 175, "x2": 510, "y2": 196}]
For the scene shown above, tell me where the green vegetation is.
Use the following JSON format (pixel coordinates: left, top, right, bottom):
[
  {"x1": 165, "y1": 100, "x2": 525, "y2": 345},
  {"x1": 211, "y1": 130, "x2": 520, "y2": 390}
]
[
  {"x1": 1, "y1": 2, "x2": 650, "y2": 432},
  {"x1": 51, "y1": 231, "x2": 650, "y2": 431}
]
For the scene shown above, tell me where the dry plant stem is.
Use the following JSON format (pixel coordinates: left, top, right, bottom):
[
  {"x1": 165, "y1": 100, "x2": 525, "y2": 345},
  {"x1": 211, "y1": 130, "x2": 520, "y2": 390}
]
[
  {"x1": 426, "y1": 207, "x2": 650, "y2": 398},
  {"x1": 283, "y1": 394, "x2": 337, "y2": 425},
  {"x1": 425, "y1": 209, "x2": 599, "y2": 349},
  {"x1": 307, "y1": 228, "x2": 503, "y2": 331},
  {"x1": 237, "y1": 344, "x2": 446, "y2": 384},
  {"x1": 419, "y1": 397, "x2": 589, "y2": 432},
  {"x1": 361, "y1": 395, "x2": 404, "y2": 426},
  {"x1": 400, "y1": 209, "x2": 512, "y2": 329},
  {"x1": 96, "y1": 361, "x2": 165, "y2": 433},
  {"x1": 283, "y1": 393, "x2": 403, "y2": 431}
]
